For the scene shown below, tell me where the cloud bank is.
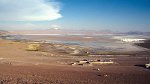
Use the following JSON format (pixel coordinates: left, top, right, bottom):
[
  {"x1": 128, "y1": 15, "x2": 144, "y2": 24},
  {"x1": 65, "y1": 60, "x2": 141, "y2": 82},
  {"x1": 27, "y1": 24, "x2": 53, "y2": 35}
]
[{"x1": 0, "y1": 0, "x2": 62, "y2": 21}]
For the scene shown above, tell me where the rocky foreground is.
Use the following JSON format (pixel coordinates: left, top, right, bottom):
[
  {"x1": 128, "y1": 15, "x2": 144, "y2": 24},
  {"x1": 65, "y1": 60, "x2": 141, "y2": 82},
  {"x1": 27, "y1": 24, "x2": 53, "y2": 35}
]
[{"x1": 0, "y1": 39, "x2": 150, "y2": 84}]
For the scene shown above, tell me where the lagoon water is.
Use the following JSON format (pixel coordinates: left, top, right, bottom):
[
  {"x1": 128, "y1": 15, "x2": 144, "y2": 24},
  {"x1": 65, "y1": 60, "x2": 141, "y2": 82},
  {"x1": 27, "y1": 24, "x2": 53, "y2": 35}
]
[{"x1": 5, "y1": 34, "x2": 148, "y2": 52}]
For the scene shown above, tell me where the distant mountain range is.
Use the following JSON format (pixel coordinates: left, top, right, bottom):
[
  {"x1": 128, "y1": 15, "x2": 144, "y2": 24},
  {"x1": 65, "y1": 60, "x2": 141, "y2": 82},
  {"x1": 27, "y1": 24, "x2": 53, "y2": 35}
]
[
  {"x1": 8, "y1": 29, "x2": 116, "y2": 35},
  {"x1": 124, "y1": 31, "x2": 150, "y2": 35},
  {"x1": 1, "y1": 29, "x2": 150, "y2": 35}
]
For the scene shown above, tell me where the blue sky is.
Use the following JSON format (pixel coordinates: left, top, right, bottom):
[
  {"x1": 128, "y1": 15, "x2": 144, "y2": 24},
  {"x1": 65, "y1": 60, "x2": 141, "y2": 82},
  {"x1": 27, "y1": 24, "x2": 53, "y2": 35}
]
[{"x1": 0, "y1": 0, "x2": 150, "y2": 32}]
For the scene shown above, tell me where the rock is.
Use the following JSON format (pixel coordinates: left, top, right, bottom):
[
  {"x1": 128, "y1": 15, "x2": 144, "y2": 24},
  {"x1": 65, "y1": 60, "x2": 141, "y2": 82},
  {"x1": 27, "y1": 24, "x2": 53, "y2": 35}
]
[
  {"x1": 97, "y1": 68, "x2": 100, "y2": 71},
  {"x1": 71, "y1": 63, "x2": 77, "y2": 66},
  {"x1": 145, "y1": 63, "x2": 150, "y2": 69},
  {"x1": 104, "y1": 74, "x2": 108, "y2": 77},
  {"x1": 78, "y1": 60, "x2": 88, "y2": 64}
]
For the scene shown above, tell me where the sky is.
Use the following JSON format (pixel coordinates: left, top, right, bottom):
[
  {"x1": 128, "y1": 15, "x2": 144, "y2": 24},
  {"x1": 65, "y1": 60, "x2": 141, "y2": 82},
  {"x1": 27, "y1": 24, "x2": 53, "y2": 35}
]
[{"x1": 0, "y1": 0, "x2": 150, "y2": 32}]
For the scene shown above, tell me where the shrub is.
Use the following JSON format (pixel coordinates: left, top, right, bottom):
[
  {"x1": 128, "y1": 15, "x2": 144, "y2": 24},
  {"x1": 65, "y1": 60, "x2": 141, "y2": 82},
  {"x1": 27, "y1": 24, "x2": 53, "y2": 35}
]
[{"x1": 26, "y1": 44, "x2": 40, "y2": 51}]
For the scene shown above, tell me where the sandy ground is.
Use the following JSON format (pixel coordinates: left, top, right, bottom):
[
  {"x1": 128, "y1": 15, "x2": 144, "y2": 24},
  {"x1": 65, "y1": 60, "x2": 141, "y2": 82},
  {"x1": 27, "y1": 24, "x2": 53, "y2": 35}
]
[{"x1": 0, "y1": 39, "x2": 150, "y2": 84}]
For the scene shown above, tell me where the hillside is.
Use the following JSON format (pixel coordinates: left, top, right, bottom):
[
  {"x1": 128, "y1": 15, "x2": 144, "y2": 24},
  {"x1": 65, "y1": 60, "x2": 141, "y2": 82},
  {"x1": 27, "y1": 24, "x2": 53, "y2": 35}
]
[{"x1": 0, "y1": 30, "x2": 9, "y2": 35}]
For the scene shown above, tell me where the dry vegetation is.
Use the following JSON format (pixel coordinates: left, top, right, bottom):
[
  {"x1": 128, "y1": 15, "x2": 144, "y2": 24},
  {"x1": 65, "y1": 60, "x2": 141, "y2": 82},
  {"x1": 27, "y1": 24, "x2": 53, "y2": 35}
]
[{"x1": 26, "y1": 44, "x2": 40, "y2": 51}]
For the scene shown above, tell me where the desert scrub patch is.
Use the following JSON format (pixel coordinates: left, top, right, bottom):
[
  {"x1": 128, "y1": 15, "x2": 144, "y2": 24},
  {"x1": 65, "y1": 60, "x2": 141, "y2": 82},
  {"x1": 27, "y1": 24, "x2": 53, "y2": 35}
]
[{"x1": 26, "y1": 44, "x2": 40, "y2": 51}]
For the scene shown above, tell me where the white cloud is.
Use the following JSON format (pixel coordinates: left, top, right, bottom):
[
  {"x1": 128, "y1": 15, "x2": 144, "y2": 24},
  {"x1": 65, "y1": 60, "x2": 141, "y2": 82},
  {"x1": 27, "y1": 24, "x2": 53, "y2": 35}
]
[
  {"x1": 51, "y1": 24, "x2": 61, "y2": 30},
  {"x1": 0, "y1": 0, "x2": 62, "y2": 21}
]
